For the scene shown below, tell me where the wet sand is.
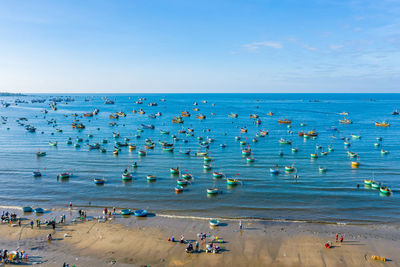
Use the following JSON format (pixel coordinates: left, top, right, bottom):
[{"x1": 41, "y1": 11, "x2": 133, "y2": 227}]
[{"x1": 0, "y1": 210, "x2": 399, "y2": 266}]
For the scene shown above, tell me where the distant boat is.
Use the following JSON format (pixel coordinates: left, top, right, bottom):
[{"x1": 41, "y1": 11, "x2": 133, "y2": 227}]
[{"x1": 134, "y1": 209, "x2": 148, "y2": 217}]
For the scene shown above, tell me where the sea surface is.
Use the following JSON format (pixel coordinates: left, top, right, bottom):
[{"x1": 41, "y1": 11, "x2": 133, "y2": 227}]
[{"x1": 0, "y1": 93, "x2": 399, "y2": 224}]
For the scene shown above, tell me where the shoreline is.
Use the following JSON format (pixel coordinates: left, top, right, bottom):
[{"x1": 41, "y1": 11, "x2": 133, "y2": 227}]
[
  {"x1": 0, "y1": 206, "x2": 399, "y2": 266},
  {"x1": 1, "y1": 204, "x2": 398, "y2": 227}
]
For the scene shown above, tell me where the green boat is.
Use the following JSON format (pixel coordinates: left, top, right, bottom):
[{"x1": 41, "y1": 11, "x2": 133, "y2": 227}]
[
  {"x1": 291, "y1": 148, "x2": 298, "y2": 152},
  {"x1": 380, "y1": 186, "x2": 391, "y2": 195},
  {"x1": 319, "y1": 167, "x2": 327, "y2": 172},
  {"x1": 203, "y1": 156, "x2": 212, "y2": 162},
  {"x1": 285, "y1": 166, "x2": 294, "y2": 172},
  {"x1": 170, "y1": 167, "x2": 179, "y2": 174},
  {"x1": 381, "y1": 150, "x2": 389, "y2": 155},
  {"x1": 364, "y1": 179, "x2": 373, "y2": 185},
  {"x1": 246, "y1": 157, "x2": 255, "y2": 162},
  {"x1": 371, "y1": 182, "x2": 381, "y2": 189},
  {"x1": 374, "y1": 143, "x2": 380, "y2": 147},
  {"x1": 213, "y1": 172, "x2": 223, "y2": 178},
  {"x1": 310, "y1": 153, "x2": 318, "y2": 159},
  {"x1": 203, "y1": 164, "x2": 212, "y2": 170},
  {"x1": 146, "y1": 175, "x2": 156, "y2": 181},
  {"x1": 49, "y1": 141, "x2": 58, "y2": 146},
  {"x1": 58, "y1": 173, "x2": 70, "y2": 179},
  {"x1": 182, "y1": 173, "x2": 192, "y2": 180},
  {"x1": 121, "y1": 209, "x2": 131, "y2": 215},
  {"x1": 162, "y1": 146, "x2": 174, "y2": 152},
  {"x1": 177, "y1": 179, "x2": 188, "y2": 185},
  {"x1": 227, "y1": 178, "x2": 239, "y2": 185},
  {"x1": 207, "y1": 188, "x2": 219, "y2": 194}
]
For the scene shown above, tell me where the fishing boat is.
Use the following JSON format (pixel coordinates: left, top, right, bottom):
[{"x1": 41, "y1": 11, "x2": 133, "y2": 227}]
[
  {"x1": 375, "y1": 121, "x2": 390, "y2": 127},
  {"x1": 320, "y1": 151, "x2": 327, "y2": 156},
  {"x1": 227, "y1": 178, "x2": 239, "y2": 185},
  {"x1": 121, "y1": 209, "x2": 131, "y2": 215},
  {"x1": 339, "y1": 112, "x2": 349, "y2": 116},
  {"x1": 34, "y1": 208, "x2": 44, "y2": 214},
  {"x1": 252, "y1": 138, "x2": 258, "y2": 143},
  {"x1": 351, "y1": 161, "x2": 360, "y2": 167},
  {"x1": 209, "y1": 219, "x2": 220, "y2": 226},
  {"x1": 392, "y1": 109, "x2": 399, "y2": 115},
  {"x1": 344, "y1": 141, "x2": 351, "y2": 146},
  {"x1": 351, "y1": 134, "x2": 362, "y2": 139},
  {"x1": 279, "y1": 138, "x2": 292, "y2": 145},
  {"x1": 291, "y1": 148, "x2": 298, "y2": 152},
  {"x1": 170, "y1": 167, "x2": 180, "y2": 174},
  {"x1": 207, "y1": 188, "x2": 219, "y2": 194},
  {"x1": 195, "y1": 151, "x2": 208, "y2": 156},
  {"x1": 160, "y1": 130, "x2": 170, "y2": 135},
  {"x1": 129, "y1": 144, "x2": 136, "y2": 150},
  {"x1": 374, "y1": 143, "x2": 380, "y2": 147},
  {"x1": 179, "y1": 149, "x2": 191, "y2": 155},
  {"x1": 182, "y1": 173, "x2": 192, "y2": 180},
  {"x1": 371, "y1": 182, "x2": 381, "y2": 189},
  {"x1": 181, "y1": 111, "x2": 191, "y2": 117},
  {"x1": 339, "y1": 118, "x2": 352, "y2": 124},
  {"x1": 100, "y1": 148, "x2": 106, "y2": 153},
  {"x1": 259, "y1": 130, "x2": 269, "y2": 136},
  {"x1": 270, "y1": 168, "x2": 279, "y2": 174},
  {"x1": 141, "y1": 124, "x2": 155, "y2": 129},
  {"x1": 93, "y1": 178, "x2": 105, "y2": 184},
  {"x1": 278, "y1": 118, "x2": 291, "y2": 124},
  {"x1": 145, "y1": 144, "x2": 155, "y2": 149},
  {"x1": 22, "y1": 206, "x2": 33, "y2": 212},
  {"x1": 246, "y1": 157, "x2": 255, "y2": 163},
  {"x1": 74, "y1": 143, "x2": 81, "y2": 148},
  {"x1": 267, "y1": 112, "x2": 274, "y2": 116},
  {"x1": 138, "y1": 150, "x2": 146, "y2": 156},
  {"x1": 58, "y1": 172, "x2": 70, "y2": 179},
  {"x1": 203, "y1": 164, "x2": 212, "y2": 170},
  {"x1": 177, "y1": 179, "x2": 188, "y2": 185},
  {"x1": 376, "y1": 137, "x2": 383, "y2": 141},
  {"x1": 49, "y1": 141, "x2": 58, "y2": 146},
  {"x1": 203, "y1": 156, "x2": 212, "y2": 162},
  {"x1": 364, "y1": 179, "x2": 373, "y2": 186},
  {"x1": 240, "y1": 128, "x2": 248, "y2": 133},
  {"x1": 33, "y1": 171, "x2": 42, "y2": 177},
  {"x1": 328, "y1": 146, "x2": 334, "y2": 152},
  {"x1": 134, "y1": 209, "x2": 148, "y2": 217},
  {"x1": 381, "y1": 150, "x2": 389, "y2": 155},
  {"x1": 285, "y1": 166, "x2": 294, "y2": 172},
  {"x1": 172, "y1": 116, "x2": 184, "y2": 123},
  {"x1": 319, "y1": 166, "x2": 327, "y2": 172},
  {"x1": 310, "y1": 153, "x2": 318, "y2": 159},
  {"x1": 121, "y1": 172, "x2": 133, "y2": 180},
  {"x1": 66, "y1": 139, "x2": 72, "y2": 145},
  {"x1": 196, "y1": 114, "x2": 206, "y2": 120},
  {"x1": 380, "y1": 186, "x2": 391, "y2": 195},
  {"x1": 147, "y1": 175, "x2": 156, "y2": 181},
  {"x1": 239, "y1": 140, "x2": 247, "y2": 146},
  {"x1": 175, "y1": 186, "x2": 184, "y2": 193},
  {"x1": 249, "y1": 114, "x2": 259, "y2": 118},
  {"x1": 162, "y1": 146, "x2": 174, "y2": 152},
  {"x1": 87, "y1": 143, "x2": 100, "y2": 150},
  {"x1": 347, "y1": 151, "x2": 358, "y2": 158},
  {"x1": 213, "y1": 172, "x2": 223, "y2": 178},
  {"x1": 241, "y1": 149, "x2": 251, "y2": 156},
  {"x1": 228, "y1": 113, "x2": 238, "y2": 118}
]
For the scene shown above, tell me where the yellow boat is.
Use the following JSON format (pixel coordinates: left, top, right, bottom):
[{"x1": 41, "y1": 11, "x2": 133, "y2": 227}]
[
  {"x1": 351, "y1": 161, "x2": 360, "y2": 167},
  {"x1": 129, "y1": 144, "x2": 136, "y2": 150},
  {"x1": 375, "y1": 121, "x2": 390, "y2": 127},
  {"x1": 196, "y1": 114, "x2": 206, "y2": 120},
  {"x1": 278, "y1": 118, "x2": 291, "y2": 124}
]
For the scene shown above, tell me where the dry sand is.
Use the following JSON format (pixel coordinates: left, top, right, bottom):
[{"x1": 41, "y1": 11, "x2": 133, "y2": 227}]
[{"x1": 1, "y1": 212, "x2": 399, "y2": 267}]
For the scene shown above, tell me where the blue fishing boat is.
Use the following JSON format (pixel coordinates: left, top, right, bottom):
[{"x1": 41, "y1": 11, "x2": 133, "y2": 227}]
[
  {"x1": 34, "y1": 208, "x2": 44, "y2": 213},
  {"x1": 134, "y1": 209, "x2": 148, "y2": 217},
  {"x1": 93, "y1": 178, "x2": 105, "y2": 184},
  {"x1": 22, "y1": 206, "x2": 33, "y2": 212},
  {"x1": 209, "y1": 219, "x2": 220, "y2": 226}
]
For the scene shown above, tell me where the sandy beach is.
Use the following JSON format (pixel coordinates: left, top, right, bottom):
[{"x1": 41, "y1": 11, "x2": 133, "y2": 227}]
[{"x1": 1, "y1": 208, "x2": 399, "y2": 267}]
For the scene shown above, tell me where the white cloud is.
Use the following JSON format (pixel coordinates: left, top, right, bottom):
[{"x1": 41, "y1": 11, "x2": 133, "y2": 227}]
[
  {"x1": 302, "y1": 44, "x2": 317, "y2": 51},
  {"x1": 243, "y1": 41, "x2": 283, "y2": 51},
  {"x1": 329, "y1": 44, "x2": 344, "y2": 50}
]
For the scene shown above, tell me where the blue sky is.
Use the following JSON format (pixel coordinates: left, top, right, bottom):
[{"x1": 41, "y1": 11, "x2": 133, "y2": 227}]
[{"x1": 0, "y1": 0, "x2": 399, "y2": 93}]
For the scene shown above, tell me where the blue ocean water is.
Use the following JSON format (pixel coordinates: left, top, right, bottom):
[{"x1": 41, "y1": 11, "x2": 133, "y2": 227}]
[{"x1": 0, "y1": 93, "x2": 399, "y2": 224}]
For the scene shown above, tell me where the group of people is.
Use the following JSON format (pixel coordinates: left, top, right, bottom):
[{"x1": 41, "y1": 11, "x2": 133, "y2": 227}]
[
  {"x1": 0, "y1": 249, "x2": 28, "y2": 264},
  {"x1": 0, "y1": 211, "x2": 18, "y2": 223},
  {"x1": 168, "y1": 232, "x2": 222, "y2": 254},
  {"x1": 325, "y1": 233, "x2": 345, "y2": 248}
]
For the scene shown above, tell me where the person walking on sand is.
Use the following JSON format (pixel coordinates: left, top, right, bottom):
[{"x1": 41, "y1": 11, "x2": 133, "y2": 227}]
[
  {"x1": 340, "y1": 236, "x2": 343, "y2": 243},
  {"x1": 336, "y1": 233, "x2": 339, "y2": 242},
  {"x1": 30, "y1": 220, "x2": 33, "y2": 229},
  {"x1": 239, "y1": 220, "x2": 242, "y2": 230},
  {"x1": 69, "y1": 202, "x2": 72, "y2": 209}
]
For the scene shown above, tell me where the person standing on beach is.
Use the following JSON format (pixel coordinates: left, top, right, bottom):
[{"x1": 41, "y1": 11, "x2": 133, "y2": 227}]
[
  {"x1": 30, "y1": 220, "x2": 33, "y2": 229},
  {"x1": 239, "y1": 220, "x2": 242, "y2": 230},
  {"x1": 69, "y1": 202, "x2": 72, "y2": 209}
]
